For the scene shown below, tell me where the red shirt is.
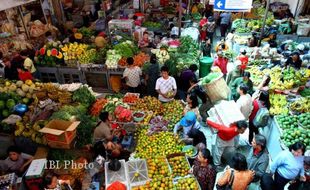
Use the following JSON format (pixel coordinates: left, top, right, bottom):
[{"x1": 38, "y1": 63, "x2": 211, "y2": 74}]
[
  {"x1": 238, "y1": 56, "x2": 249, "y2": 70},
  {"x1": 249, "y1": 100, "x2": 266, "y2": 122},
  {"x1": 213, "y1": 57, "x2": 228, "y2": 74},
  {"x1": 207, "y1": 120, "x2": 239, "y2": 141},
  {"x1": 18, "y1": 71, "x2": 33, "y2": 81}
]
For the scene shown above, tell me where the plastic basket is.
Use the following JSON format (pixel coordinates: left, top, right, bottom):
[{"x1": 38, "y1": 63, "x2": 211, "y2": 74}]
[
  {"x1": 173, "y1": 174, "x2": 201, "y2": 190},
  {"x1": 167, "y1": 153, "x2": 191, "y2": 178},
  {"x1": 105, "y1": 159, "x2": 129, "y2": 190},
  {"x1": 202, "y1": 73, "x2": 230, "y2": 103},
  {"x1": 126, "y1": 159, "x2": 149, "y2": 187}
]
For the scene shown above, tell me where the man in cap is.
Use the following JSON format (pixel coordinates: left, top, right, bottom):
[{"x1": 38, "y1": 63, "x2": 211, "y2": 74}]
[{"x1": 174, "y1": 111, "x2": 202, "y2": 139}]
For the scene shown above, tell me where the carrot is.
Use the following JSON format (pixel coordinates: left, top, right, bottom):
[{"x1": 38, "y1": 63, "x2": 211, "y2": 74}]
[
  {"x1": 133, "y1": 52, "x2": 150, "y2": 67},
  {"x1": 118, "y1": 57, "x2": 127, "y2": 67},
  {"x1": 90, "y1": 98, "x2": 108, "y2": 116}
]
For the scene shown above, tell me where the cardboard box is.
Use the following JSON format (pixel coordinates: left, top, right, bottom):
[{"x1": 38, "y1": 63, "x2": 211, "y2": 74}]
[
  {"x1": 39, "y1": 120, "x2": 80, "y2": 144},
  {"x1": 47, "y1": 135, "x2": 76, "y2": 149}
]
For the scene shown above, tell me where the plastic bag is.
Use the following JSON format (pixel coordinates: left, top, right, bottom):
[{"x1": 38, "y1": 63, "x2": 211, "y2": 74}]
[
  {"x1": 253, "y1": 107, "x2": 270, "y2": 128},
  {"x1": 109, "y1": 75, "x2": 121, "y2": 93}
]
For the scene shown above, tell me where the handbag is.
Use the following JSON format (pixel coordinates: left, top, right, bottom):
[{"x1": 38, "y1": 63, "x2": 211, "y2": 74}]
[{"x1": 216, "y1": 169, "x2": 235, "y2": 190}]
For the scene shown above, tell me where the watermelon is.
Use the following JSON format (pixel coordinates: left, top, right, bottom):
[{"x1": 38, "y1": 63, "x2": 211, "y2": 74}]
[
  {"x1": 0, "y1": 100, "x2": 4, "y2": 110},
  {"x1": 6, "y1": 99, "x2": 15, "y2": 110}
]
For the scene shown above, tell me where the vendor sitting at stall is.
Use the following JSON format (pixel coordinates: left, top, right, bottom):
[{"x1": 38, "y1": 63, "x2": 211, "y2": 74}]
[
  {"x1": 174, "y1": 111, "x2": 202, "y2": 139},
  {"x1": 17, "y1": 68, "x2": 33, "y2": 82},
  {"x1": 138, "y1": 32, "x2": 150, "y2": 48},
  {"x1": 284, "y1": 52, "x2": 302, "y2": 70},
  {"x1": 184, "y1": 94, "x2": 202, "y2": 122},
  {"x1": 230, "y1": 71, "x2": 254, "y2": 101},
  {"x1": 133, "y1": 15, "x2": 142, "y2": 27},
  {"x1": 0, "y1": 146, "x2": 33, "y2": 175},
  {"x1": 93, "y1": 112, "x2": 122, "y2": 143},
  {"x1": 43, "y1": 172, "x2": 70, "y2": 190}
]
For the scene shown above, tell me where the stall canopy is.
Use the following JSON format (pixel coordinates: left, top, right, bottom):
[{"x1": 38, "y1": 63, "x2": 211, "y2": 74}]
[{"x1": 0, "y1": 0, "x2": 37, "y2": 11}]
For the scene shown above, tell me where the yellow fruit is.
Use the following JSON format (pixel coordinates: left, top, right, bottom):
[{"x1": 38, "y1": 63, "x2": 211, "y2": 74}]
[{"x1": 74, "y1": 33, "x2": 83, "y2": 39}]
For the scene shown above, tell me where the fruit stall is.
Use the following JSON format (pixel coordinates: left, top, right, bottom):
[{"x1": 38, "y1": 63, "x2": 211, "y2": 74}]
[{"x1": 247, "y1": 62, "x2": 310, "y2": 159}]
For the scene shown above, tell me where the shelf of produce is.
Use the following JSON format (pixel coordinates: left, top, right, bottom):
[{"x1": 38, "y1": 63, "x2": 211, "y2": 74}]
[
  {"x1": 108, "y1": 68, "x2": 125, "y2": 75},
  {"x1": 37, "y1": 67, "x2": 60, "y2": 83},
  {"x1": 105, "y1": 159, "x2": 129, "y2": 190},
  {"x1": 126, "y1": 159, "x2": 149, "y2": 188},
  {"x1": 58, "y1": 67, "x2": 86, "y2": 84}
]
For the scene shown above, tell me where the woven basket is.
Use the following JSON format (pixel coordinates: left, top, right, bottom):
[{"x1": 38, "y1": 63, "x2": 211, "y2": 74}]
[{"x1": 203, "y1": 73, "x2": 230, "y2": 103}]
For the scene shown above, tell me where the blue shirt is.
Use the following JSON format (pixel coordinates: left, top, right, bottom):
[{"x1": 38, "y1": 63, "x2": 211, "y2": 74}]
[
  {"x1": 270, "y1": 149, "x2": 304, "y2": 180},
  {"x1": 220, "y1": 13, "x2": 231, "y2": 25},
  {"x1": 173, "y1": 121, "x2": 201, "y2": 138}
]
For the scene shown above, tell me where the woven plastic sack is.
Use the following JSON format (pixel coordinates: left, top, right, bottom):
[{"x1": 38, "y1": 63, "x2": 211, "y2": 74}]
[{"x1": 203, "y1": 73, "x2": 230, "y2": 103}]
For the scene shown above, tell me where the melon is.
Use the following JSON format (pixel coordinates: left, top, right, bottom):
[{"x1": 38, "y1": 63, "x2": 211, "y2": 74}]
[
  {"x1": 16, "y1": 81, "x2": 24, "y2": 87},
  {"x1": 9, "y1": 84, "x2": 17, "y2": 92},
  {"x1": 16, "y1": 88, "x2": 26, "y2": 97},
  {"x1": 6, "y1": 99, "x2": 15, "y2": 110},
  {"x1": 21, "y1": 84, "x2": 29, "y2": 92},
  {"x1": 0, "y1": 100, "x2": 5, "y2": 109},
  {"x1": 95, "y1": 36, "x2": 106, "y2": 48},
  {"x1": 2, "y1": 109, "x2": 9, "y2": 117}
]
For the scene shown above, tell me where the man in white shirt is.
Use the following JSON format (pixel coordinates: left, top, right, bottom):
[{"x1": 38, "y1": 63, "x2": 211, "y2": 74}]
[
  {"x1": 123, "y1": 57, "x2": 142, "y2": 93},
  {"x1": 236, "y1": 83, "x2": 253, "y2": 120},
  {"x1": 155, "y1": 65, "x2": 177, "y2": 102}
]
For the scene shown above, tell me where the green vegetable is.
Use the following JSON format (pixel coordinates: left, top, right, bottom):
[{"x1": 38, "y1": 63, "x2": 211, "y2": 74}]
[
  {"x1": 232, "y1": 19, "x2": 248, "y2": 29},
  {"x1": 249, "y1": 59, "x2": 268, "y2": 66},
  {"x1": 236, "y1": 27, "x2": 251, "y2": 33},
  {"x1": 113, "y1": 41, "x2": 138, "y2": 58},
  {"x1": 300, "y1": 88, "x2": 310, "y2": 97},
  {"x1": 202, "y1": 73, "x2": 221, "y2": 84},
  {"x1": 72, "y1": 86, "x2": 96, "y2": 107},
  {"x1": 222, "y1": 50, "x2": 236, "y2": 61},
  {"x1": 78, "y1": 27, "x2": 95, "y2": 38},
  {"x1": 142, "y1": 21, "x2": 162, "y2": 29}
]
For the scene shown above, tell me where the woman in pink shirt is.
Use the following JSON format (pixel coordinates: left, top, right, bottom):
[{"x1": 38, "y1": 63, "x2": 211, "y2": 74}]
[{"x1": 213, "y1": 51, "x2": 229, "y2": 78}]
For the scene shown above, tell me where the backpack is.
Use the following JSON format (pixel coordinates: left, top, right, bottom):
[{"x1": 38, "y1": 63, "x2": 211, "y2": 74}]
[{"x1": 253, "y1": 101, "x2": 269, "y2": 128}]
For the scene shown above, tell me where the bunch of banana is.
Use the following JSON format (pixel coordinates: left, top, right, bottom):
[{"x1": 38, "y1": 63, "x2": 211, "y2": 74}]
[
  {"x1": 269, "y1": 93, "x2": 289, "y2": 115},
  {"x1": 290, "y1": 98, "x2": 310, "y2": 113},
  {"x1": 58, "y1": 91, "x2": 72, "y2": 104},
  {"x1": 14, "y1": 121, "x2": 25, "y2": 136}
]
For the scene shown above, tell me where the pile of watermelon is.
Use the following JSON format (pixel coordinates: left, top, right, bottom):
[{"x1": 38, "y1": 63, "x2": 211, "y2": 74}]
[
  {"x1": 0, "y1": 93, "x2": 19, "y2": 119},
  {"x1": 114, "y1": 106, "x2": 132, "y2": 122}
]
